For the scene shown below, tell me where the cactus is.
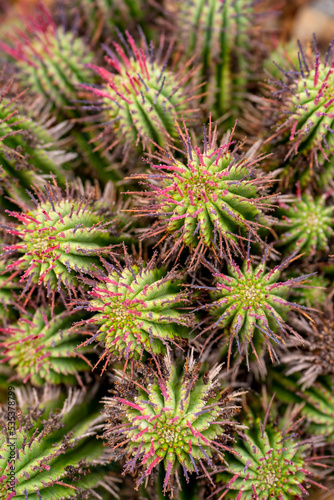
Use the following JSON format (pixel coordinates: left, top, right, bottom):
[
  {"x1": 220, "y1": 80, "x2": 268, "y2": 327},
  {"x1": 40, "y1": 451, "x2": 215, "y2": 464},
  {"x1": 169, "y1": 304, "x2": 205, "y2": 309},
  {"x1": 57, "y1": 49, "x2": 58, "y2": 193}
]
[
  {"x1": 0, "y1": 5, "x2": 93, "y2": 115},
  {"x1": 205, "y1": 249, "x2": 312, "y2": 369},
  {"x1": 0, "y1": 81, "x2": 74, "y2": 208},
  {"x1": 102, "y1": 352, "x2": 242, "y2": 494},
  {"x1": 174, "y1": 0, "x2": 267, "y2": 124},
  {"x1": 276, "y1": 194, "x2": 334, "y2": 257},
  {"x1": 74, "y1": 256, "x2": 193, "y2": 367},
  {"x1": 1, "y1": 306, "x2": 93, "y2": 386},
  {"x1": 85, "y1": 31, "x2": 200, "y2": 153},
  {"x1": 216, "y1": 401, "x2": 324, "y2": 500},
  {"x1": 291, "y1": 274, "x2": 329, "y2": 309},
  {"x1": 132, "y1": 123, "x2": 273, "y2": 257},
  {"x1": 2, "y1": 180, "x2": 122, "y2": 295},
  {"x1": 267, "y1": 38, "x2": 334, "y2": 183},
  {"x1": 0, "y1": 386, "x2": 117, "y2": 500}
]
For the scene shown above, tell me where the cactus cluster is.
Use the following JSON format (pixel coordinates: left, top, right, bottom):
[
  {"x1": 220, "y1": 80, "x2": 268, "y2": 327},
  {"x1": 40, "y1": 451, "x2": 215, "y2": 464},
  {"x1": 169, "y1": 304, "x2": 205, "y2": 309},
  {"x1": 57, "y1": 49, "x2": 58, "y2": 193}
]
[{"x1": 0, "y1": 1, "x2": 333, "y2": 499}]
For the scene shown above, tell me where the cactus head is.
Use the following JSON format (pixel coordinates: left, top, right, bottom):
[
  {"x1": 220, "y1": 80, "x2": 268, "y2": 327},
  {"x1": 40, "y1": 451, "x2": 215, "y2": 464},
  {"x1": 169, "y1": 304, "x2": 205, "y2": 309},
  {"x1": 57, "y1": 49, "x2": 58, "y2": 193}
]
[
  {"x1": 1, "y1": 306, "x2": 93, "y2": 386},
  {"x1": 0, "y1": 387, "x2": 112, "y2": 499},
  {"x1": 268, "y1": 38, "x2": 334, "y2": 177},
  {"x1": 0, "y1": 4, "x2": 93, "y2": 114},
  {"x1": 85, "y1": 31, "x2": 199, "y2": 153},
  {"x1": 0, "y1": 80, "x2": 74, "y2": 208},
  {"x1": 102, "y1": 352, "x2": 241, "y2": 494},
  {"x1": 3, "y1": 180, "x2": 119, "y2": 296},
  {"x1": 277, "y1": 193, "x2": 334, "y2": 257},
  {"x1": 75, "y1": 255, "x2": 193, "y2": 369},
  {"x1": 216, "y1": 399, "x2": 323, "y2": 499},
  {"x1": 133, "y1": 122, "x2": 273, "y2": 258},
  {"x1": 205, "y1": 249, "x2": 312, "y2": 369}
]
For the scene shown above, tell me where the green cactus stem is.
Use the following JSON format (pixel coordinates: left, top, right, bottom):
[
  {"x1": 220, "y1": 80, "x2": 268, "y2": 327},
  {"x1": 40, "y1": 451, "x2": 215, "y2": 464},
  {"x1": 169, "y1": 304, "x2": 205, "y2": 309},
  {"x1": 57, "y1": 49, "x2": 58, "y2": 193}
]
[
  {"x1": 74, "y1": 254, "x2": 193, "y2": 370},
  {"x1": 102, "y1": 352, "x2": 243, "y2": 494}
]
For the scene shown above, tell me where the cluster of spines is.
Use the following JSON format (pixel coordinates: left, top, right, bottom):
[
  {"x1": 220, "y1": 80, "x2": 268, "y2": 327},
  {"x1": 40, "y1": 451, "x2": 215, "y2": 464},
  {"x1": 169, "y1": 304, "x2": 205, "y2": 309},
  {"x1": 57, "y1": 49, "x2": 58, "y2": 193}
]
[{"x1": 0, "y1": 2, "x2": 332, "y2": 499}]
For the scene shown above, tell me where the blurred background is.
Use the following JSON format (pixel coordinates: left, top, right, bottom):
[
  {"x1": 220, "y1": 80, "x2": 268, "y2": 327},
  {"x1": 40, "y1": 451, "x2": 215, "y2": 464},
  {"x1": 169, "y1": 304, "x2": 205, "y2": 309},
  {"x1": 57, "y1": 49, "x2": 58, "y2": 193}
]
[{"x1": 0, "y1": 0, "x2": 334, "y2": 46}]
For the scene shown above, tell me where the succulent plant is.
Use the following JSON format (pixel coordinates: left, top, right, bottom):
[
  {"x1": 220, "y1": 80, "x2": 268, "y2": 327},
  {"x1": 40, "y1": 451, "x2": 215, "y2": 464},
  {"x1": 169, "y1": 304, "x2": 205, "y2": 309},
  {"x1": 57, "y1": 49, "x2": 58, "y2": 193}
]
[
  {"x1": 74, "y1": 256, "x2": 193, "y2": 368},
  {"x1": 173, "y1": 0, "x2": 268, "y2": 124},
  {"x1": 0, "y1": 81, "x2": 74, "y2": 208},
  {"x1": 0, "y1": 387, "x2": 115, "y2": 500},
  {"x1": 85, "y1": 31, "x2": 199, "y2": 153},
  {"x1": 0, "y1": 306, "x2": 93, "y2": 386},
  {"x1": 276, "y1": 194, "x2": 334, "y2": 257},
  {"x1": 0, "y1": 5, "x2": 93, "y2": 115},
  {"x1": 102, "y1": 352, "x2": 242, "y2": 494},
  {"x1": 216, "y1": 400, "x2": 324, "y2": 499},
  {"x1": 204, "y1": 249, "x2": 312, "y2": 368},
  {"x1": 2, "y1": 180, "x2": 122, "y2": 295},
  {"x1": 132, "y1": 123, "x2": 273, "y2": 257},
  {"x1": 267, "y1": 38, "x2": 334, "y2": 179}
]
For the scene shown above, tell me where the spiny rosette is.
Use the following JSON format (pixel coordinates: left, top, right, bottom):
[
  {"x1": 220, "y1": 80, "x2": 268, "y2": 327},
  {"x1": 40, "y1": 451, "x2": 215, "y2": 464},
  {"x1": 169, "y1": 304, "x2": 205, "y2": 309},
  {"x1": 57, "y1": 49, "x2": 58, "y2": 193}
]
[
  {"x1": 84, "y1": 31, "x2": 200, "y2": 153},
  {"x1": 173, "y1": 0, "x2": 265, "y2": 124},
  {"x1": 74, "y1": 255, "x2": 194, "y2": 367},
  {"x1": 132, "y1": 123, "x2": 274, "y2": 257},
  {"x1": 0, "y1": 306, "x2": 93, "y2": 386},
  {"x1": 0, "y1": 81, "x2": 74, "y2": 206},
  {"x1": 0, "y1": 4, "x2": 94, "y2": 114},
  {"x1": 0, "y1": 387, "x2": 115, "y2": 500},
  {"x1": 276, "y1": 193, "x2": 334, "y2": 258},
  {"x1": 215, "y1": 401, "x2": 323, "y2": 500},
  {"x1": 2, "y1": 180, "x2": 122, "y2": 295},
  {"x1": 102, "y1": 352, "x2": 243, "y2": 494},
  {"x1": 268, "y1": 37, "x2": 334, "y2": 169},
  {"x1": 204, "y1": 249, "x2": 313, "y2": 368}
]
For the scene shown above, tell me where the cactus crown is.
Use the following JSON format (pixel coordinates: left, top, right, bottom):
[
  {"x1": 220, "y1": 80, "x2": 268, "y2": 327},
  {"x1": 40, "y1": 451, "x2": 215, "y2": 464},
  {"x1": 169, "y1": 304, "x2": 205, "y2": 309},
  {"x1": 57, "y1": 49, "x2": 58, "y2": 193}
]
[
  {"x1": 204, "y1": 249, "x2": 312, "y2": 369},
  {"x1": 133, "y1": 122, "x2": 273, "y2": 258},
  {"x1": 0, "y1": 5, "x2": 93, "y2": 113},
  {"x1": 216, "y1": 400, "x2": 319, "y2": 500},
  {"x1": 0, "y1": 387, "x2": 109, "y2": 500},
  {"x1": 1, "y1": 306, "x2": 92, "y2": 386},
  {"x1": 2, "y1": 180, "x2": 118, "y2": 295},
  {"x1": 277, "y1": 193, "x2": 334, "y2": 257},
  {"x1": 75, "y1": 254, "x2": 193, "y2": 368},
  {"x1": 102, "y1": 352, "x2": 242, "y2": 494},
  {"x1": 271, "y1": 38, "x2": 334, "y2": 165},
  {"x1": 85, "y1": 31, "x2": 199, "y2": 152}
]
